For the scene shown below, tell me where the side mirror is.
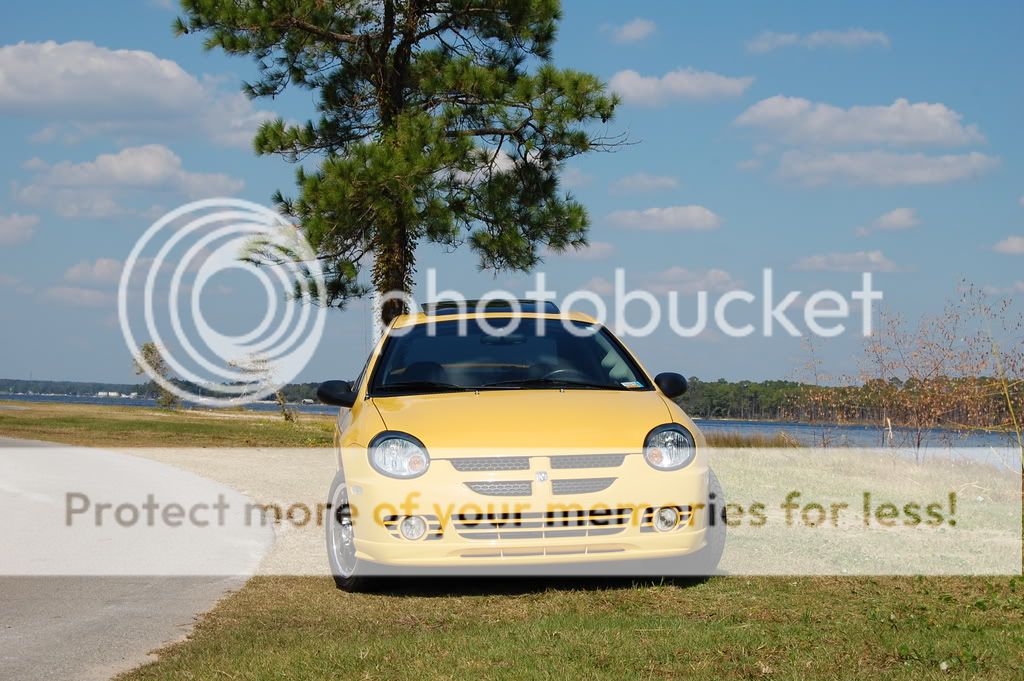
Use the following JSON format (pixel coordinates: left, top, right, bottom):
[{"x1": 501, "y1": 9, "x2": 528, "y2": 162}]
[
  {"x1": 654, "y1": 372, "x2": 688, "y2": 399},
  {"x1": 317, "y1": 380, "x2": 357, "y2": 408}
]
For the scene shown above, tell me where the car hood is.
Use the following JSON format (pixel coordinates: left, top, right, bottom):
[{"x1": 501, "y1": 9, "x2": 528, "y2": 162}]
[{"x1": 369, "y1": 389, "x2": 674, "y2": 451}]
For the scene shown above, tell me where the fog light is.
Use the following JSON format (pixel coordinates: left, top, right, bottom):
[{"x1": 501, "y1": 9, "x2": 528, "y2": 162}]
[
  {"x1": 653, "y1": 507, "x2": 679, "y2": 532},
  {"x1": 399, "y1": 515, "x2": 427, "y2": 541}
]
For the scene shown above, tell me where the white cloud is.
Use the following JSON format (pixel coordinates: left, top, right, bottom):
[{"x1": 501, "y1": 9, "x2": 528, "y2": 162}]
[
  {"x1": 582, "y1": 276, "x2": 613, "y2": 295},
  {"x1": 746, "y1": 32, "x2": 801, "y2": 53},
  {"x1": 607, "y1": 18, "x2": 656, "y2": 44},
  {"x1": 560, "y1": 167, "x2": 593, "y2": 189},
  {"x1": 0, "y1": 213, "x2": 40, "y2": 245},
  {"x1": 735, "y1": 96, "x2": 983, "y2": 147},
  {"x1": 646, "y1": 267, "x2": 741, "y2": 295},
  {"x1": 747, "y1": 29, "x2": 890, "y2": 54},
  {"x1": 610, "y1": 173, "x2": 679, "y2": 194},
  {"x1": 793, "y1": 250, "x2": 899, "y2": 272},
  {"x1": 983, "y1": 281, "x2": 1024, "y2": 295},
  {"x1": 25, "y1": 146, "x2": 243, "y2": 195},
  {"x1": 609, "y1": 68, "x2": 753, "y2": 105},
  {"x1": 544, "y1": 241, "x2": 614, "y2": 260},
  {"x1": 855, "y1": 208, "x2": 920, "y2": 236},
  {"x1": 1019, "y1": 196, "x2": 1024, "y2": 207},
  {"x1": 0, "y1": 41, "x2": 275, "y2": 149},
  {"x1": 64, "y1": 258, "x2": 123, "y2": 284},
  {"x1": 804, "y1": 29, "x2": 891, "y2": 49},
  {"x1": 736, "y1": 158, "x2": 763, "y2": 172},
  {"x1": 778, "y1": 150, "x2": 998, "y2": 186},
  {"x1": 993, "y1": 236, "x2": 1024, "y2": 255},
  {"x1": 15, "y1": 145, "x2": 244, "y2": 218},
  {"x1": 608, "y1": 205, "x2": 722, "y2": 231},
  {"x1": 41, "y1": 286, "x2": 113, "y2": 307},
  {"x1": 0, "y1": 274, "x2": 19, "y2": 287},
  {"x1": 873, "y1": 208, "x2": 919, "y2": 230},
  {"x1": 28, "y1": 126, "x2": 59, "y2": 144}
]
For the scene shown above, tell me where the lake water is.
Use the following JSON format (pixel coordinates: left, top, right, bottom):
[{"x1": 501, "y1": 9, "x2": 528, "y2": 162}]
[{"x1": 3, "y1": 393, "x2": 1021, "y2": 452}]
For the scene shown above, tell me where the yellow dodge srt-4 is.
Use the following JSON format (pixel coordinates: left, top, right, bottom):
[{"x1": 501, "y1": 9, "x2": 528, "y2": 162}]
[{"x1": 318, "y1": 300, "x2": 725, "y2": 591}]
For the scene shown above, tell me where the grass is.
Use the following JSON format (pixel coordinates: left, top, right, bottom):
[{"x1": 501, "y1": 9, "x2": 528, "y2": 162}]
[
  {"x1": 116, "y1": 575, "x2": 1024, "y2": 680},
  {"x1": 705, "y1": 430, "x2": 800, "y2": 448},
  {"x1": 4, "y1": 401, "x2": 1021, "y2": 679},
  {"x1": 0, "y1": 400, "x2": 334, "y2": 447}
]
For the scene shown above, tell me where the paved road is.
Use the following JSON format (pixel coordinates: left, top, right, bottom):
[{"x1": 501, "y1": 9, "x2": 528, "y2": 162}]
[
  {"x1": 0, "y1": 438, "x2": 272, "y2": 680},
  {"x1": 0, "y1": 575, "x2": 247, "y2": 680}
]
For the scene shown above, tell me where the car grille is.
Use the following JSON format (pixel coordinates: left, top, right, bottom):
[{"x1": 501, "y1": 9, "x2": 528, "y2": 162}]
[
  {"x1": 459, "y1": 545, "x2": 627, "y2": 559},
  {"x1": 465, "y1": 477, "x2": 617, "y2": 496},
  {"x1": 448, "y1": 453, "x2": 627, "y2": 472},
  {"x1": 550, "y1": 453, "x2": 626, "y2": 469},
  {"x1": 453, "y1": 507, "x2": 634, "y2": 540},
  {"x1": 464, "y1": 480, "x2": 533, "y2": 496},
  {"x1": 450, "y1": 456, "x2": 530, "y2": 472},
  {"x1": 551, "y1": 477, "x2": 616, "y2": 495}
]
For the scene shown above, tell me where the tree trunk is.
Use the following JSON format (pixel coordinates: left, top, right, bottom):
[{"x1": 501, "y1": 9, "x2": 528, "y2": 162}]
[
  {"x1": 370, "y1": 0, "x2": 418, "y2": 330},
  {"x1": 372, "y1": 220, "x2": 415, "y2": 327}
]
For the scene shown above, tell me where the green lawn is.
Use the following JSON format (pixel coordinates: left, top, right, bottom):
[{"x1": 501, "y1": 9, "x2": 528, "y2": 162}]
[{"x1": 118, "y1": 575, "x2": 1024, "y2": 680}]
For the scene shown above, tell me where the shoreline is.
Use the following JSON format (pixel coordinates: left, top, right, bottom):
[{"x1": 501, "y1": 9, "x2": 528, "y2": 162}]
[{"x1": 1, "y1": 397, "x2": 1019, "y2": 439}]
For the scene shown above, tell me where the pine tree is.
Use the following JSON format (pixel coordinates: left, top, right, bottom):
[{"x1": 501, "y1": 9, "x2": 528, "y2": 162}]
[{"x1": 176, "y1": 0, "x2": 619, "y2": 324}]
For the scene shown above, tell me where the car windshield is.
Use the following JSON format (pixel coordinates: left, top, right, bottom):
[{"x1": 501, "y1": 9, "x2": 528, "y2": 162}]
[{"x1": 369, "y1": 318, "x2": 652, "y2": 395}]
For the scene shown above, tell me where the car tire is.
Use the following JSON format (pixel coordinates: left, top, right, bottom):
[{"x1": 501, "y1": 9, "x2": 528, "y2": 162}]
[
  {"x1": 677, "y1": 468, "x2": 727, "y2": 577},
  {"x1": 325, "y1": 470, "x2": 374, "y2": 592}
]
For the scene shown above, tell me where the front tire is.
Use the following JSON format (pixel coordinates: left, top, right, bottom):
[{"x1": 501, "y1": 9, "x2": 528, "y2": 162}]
[{"x1": 326, "y1": 471, "x2": 373, "y2": 592}]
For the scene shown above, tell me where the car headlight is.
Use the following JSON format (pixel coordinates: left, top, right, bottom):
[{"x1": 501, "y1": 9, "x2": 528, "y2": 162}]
[
  {"x1": 368, "y1": 432, "x2": 430, "y2": 478},
  {"x1": 643, "y1": 424, "x2": 696, "y2": 471}
]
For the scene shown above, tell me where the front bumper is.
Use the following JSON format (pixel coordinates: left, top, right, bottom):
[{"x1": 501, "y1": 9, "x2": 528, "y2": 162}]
[{"x1": 342, "y1": 448, "x2": 711, "y2": 568}]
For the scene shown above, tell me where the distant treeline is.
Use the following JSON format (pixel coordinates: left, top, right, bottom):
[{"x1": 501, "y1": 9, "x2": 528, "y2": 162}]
[
  {"x1": 0, "y1": 378, "x2": 146, "y2": 396},
  {"x1": 678, "y1": 376, "x2": 1022, "y2": 432},
  {"x1": 4, "y1": 375, "x2": 806, "y2": 415},
  {"x1": 4, "y1": 375, "x2": 806, "y2": 414},
  {"x1": 677, "y1": 378, "x2": 804, "y2": 420},
  {"x1": 5, "y1": 376, "x2": 1019, "y2": 430},
  {"x1": 0, "y1": 378, "x2": 323, "y2": 403}
]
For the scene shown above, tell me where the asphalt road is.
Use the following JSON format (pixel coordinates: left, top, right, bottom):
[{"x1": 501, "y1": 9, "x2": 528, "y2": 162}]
[
  {"x1": 0, "y1": 438, "x2": 271, "y2": 680},
  {"x1": 0, "y1": 575, "x2": 247, "y2": 680}
]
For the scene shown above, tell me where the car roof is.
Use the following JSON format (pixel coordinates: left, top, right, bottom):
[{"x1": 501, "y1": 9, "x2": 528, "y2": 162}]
[
  {"x1": 420, "y1": 299, "x2": 559, "y2": 315},
  {"x1": 392, "y1": 308, "x2": 598, "y2": 329}
]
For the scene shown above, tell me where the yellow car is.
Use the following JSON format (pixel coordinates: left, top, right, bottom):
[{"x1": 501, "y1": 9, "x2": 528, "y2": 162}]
[{"x1": 318, "y1": 300, "x2": 725, "y2": 590}]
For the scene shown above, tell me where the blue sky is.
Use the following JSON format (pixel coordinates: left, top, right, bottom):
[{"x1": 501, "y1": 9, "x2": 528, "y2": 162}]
[{"x1": 0, "y1": 0, "x2": 1022, "y2": 384}]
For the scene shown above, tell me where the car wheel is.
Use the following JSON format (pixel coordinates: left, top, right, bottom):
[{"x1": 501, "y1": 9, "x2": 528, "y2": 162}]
[
  {"x1": 677, "y1": 468, "x2": 727, "y2": 577},
  {"x1": 325, "y1": 470, "x2": 373, "y2": 592}
]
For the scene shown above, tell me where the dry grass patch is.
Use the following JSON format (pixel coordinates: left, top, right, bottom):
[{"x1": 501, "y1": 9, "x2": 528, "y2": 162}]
[{"x1": 0, "y1": 400, "x2": 334, "y2": 447}]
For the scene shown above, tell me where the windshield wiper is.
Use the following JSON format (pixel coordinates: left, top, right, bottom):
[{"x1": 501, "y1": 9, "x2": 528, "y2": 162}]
[
  {"x1": 481, "y1": 377, "x2": 627, "y2": 390},
  {"x1": 376, "y1": 380, "x2": 469, "y2": 394}
]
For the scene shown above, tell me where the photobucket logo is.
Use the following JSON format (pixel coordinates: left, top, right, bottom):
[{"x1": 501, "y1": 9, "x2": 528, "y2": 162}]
[
  {"x1": 118, "y1": 199, "x2": 326, "y2": 406},
  {"x1": 396, "y1": 268, "x2": 883, "y2": 339}
]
